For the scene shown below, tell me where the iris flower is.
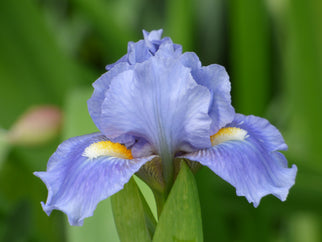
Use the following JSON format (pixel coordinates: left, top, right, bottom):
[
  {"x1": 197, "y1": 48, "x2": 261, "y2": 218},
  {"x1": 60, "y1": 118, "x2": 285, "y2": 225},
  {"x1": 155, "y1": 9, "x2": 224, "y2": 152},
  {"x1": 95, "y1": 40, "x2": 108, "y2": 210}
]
[{"x1": 34, "y1": 30, "x2": 297, "y2": 226}]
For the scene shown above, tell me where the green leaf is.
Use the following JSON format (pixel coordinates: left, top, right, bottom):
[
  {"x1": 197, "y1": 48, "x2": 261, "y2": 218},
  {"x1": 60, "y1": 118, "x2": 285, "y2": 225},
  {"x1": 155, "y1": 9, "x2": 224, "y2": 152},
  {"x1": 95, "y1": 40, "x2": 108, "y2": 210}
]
[
  {"x1": 134, "y1": 175, "x2": 158, "y2": 222},
  {"x1": 153, "y1": 161, "x2": 203, "y2": 242},
  {"x1": 111, "y1": 177, "x2": 156, "y2": 242},
  {"x1": 0, "y1": 129, "x2": 10, "y2": 169}
]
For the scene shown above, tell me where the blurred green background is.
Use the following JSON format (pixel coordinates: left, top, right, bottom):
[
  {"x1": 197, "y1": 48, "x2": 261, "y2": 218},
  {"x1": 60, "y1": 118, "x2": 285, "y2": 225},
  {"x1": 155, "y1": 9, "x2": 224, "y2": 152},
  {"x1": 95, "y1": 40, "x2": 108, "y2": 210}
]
[{"x1": 0, "y1": 0, "x2": 321, "y2": 241}]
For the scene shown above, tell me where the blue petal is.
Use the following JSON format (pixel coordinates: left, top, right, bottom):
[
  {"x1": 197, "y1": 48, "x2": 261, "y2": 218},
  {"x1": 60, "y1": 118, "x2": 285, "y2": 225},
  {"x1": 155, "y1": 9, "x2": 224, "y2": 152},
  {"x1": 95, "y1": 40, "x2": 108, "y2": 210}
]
[
  {"x1": 100, "y1": 55, "x2": 212, "y2": 156},
  {"x1": 88, "y1": 62, "x2": 131, "y2": 131},
  {"x1": 131, "y1": 138, "x2": 155, "y2": 158},
  {"x1": 143, "y1": 29, "x2": 163, "y2": 53},
  {"x1": 155, "y1": 37, "x2": 182, "y2": 59},
  {"x1": 142, "y1": 29, "x2": 182, "y2": 57},
  {"x1": 180, "y1": 52, "x2": 235, "y2": 134},
  {"x1": 182, "y1": 114, "x2": 297, "y2": 206},
  {"x1": 34, "y1": 133, "x2": 155, "y2": 226},
  {"x1": 127, "y1": 40, "x2": 152, "y2": 65},
  {"x1": 106, "y1": 29, "x2": 168, "y2": 70},
  {"x1": 105, "y1": 54, "x2": 129, "y2": 71},
  {"x1": 105, "y1": 40, "x2": 150, "y2": 71}
]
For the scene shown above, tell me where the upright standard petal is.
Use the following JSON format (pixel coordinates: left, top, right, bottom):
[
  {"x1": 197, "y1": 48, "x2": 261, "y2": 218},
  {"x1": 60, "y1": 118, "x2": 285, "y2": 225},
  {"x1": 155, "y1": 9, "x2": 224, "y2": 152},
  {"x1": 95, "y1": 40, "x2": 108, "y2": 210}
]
[
  {"x1": 106, "y1": 29, "x2": 171, "y2": 70},
  {"x1": 143, "y1": 29, "x2": 182, "y2": 55},
  {"x1": 143, "y1": 29, "x2": 163, "y2": 53},
  {"x1": 180, "y1": 52, "x2": 235, "y2": 134},
  {"x1": 88, "y1": 62, "x2": 131, "y2": 131},
  {"x1": 100, "y1": 55, "x2": 212, "y2": 156},
  {"x1": 34, "y1": 133, "x2": 155, "y2": 226},
  {"x1": 183, "y1": 114, "x2": 297, "y2": 207}
]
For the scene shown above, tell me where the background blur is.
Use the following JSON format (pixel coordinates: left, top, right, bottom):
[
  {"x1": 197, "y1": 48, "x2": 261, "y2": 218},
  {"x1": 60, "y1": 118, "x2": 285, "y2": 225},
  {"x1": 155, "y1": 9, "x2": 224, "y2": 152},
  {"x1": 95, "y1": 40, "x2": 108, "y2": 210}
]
[{"x1": 0, "y1": 0, "x2": 321, "y2": 241}]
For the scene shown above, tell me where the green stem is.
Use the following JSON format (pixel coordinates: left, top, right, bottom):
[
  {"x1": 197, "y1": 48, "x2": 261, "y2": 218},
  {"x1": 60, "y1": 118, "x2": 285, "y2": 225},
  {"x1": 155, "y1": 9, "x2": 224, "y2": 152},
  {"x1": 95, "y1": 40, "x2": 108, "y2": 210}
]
[
  {"x1": 156, "y1": 137, "x2": 175, "y2": 217},
  {"x1": 160, "y1": 150, "x2": 174, "y2": 198},
  {"x1": 153, "y1": 190, "x2": 167, "y2": 219}
]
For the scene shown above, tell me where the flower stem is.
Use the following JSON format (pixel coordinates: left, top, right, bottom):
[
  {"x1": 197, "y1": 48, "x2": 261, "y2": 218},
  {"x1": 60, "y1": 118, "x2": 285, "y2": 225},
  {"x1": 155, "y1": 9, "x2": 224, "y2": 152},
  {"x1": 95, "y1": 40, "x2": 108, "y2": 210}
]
[
  {"x1": 160, "y1": 150, "x2": 174, "y2": 198},
  {"x1": 152, "y1": 190, "x2": 167, "y2": 218}
]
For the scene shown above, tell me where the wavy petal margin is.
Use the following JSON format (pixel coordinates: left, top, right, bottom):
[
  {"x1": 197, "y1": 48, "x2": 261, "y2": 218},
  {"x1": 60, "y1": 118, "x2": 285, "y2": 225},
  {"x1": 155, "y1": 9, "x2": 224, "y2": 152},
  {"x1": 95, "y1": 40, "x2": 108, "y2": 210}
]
[
  {"x1": 88, "y1": 63, "x2": 131, "y2": 131},
  {"x1": 183, "y1": 114, "x2": 297, "y2": 206},
  {"x1": 34, "y1": 133, "x2": 155, "y2": 225},
  {"x1": 105, "y1": 29, "x2": 167, "y2": 70},
  {"x1": 180, "y1": 52, "x2": 235, "y2": 134},
  {"x1": 100, "y1": 55, "x2": 212, "y2": 155}
]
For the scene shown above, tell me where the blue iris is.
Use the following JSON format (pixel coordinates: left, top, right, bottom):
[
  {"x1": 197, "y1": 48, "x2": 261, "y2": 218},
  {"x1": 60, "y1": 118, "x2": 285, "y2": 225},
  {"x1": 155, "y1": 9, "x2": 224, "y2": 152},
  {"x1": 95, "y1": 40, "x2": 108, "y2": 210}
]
[{"x1": 34, "y1": 30, "x2": 297, "y2": 226}]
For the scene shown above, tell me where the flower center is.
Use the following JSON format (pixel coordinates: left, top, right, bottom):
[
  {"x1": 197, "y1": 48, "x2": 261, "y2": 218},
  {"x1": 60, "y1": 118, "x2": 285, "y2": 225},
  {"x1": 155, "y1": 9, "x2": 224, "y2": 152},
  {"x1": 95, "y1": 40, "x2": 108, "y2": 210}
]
[
  {"x1": 210, "y1": 127, "x2": 248, "y2": 146},
  {"x1": 82, "y1": 141, "x2": 133, "y2": 159}
]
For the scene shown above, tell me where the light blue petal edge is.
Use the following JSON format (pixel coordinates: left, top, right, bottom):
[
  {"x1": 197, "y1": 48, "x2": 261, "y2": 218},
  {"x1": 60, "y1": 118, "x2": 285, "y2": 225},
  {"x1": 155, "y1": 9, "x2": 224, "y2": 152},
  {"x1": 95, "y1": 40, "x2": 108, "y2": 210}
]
[
  {"x1": 182, "y1": 114, "x2": 297, "y2": 206},
  {"x1": 34, "y1": 133, "x2": 156, "y2": 226}
]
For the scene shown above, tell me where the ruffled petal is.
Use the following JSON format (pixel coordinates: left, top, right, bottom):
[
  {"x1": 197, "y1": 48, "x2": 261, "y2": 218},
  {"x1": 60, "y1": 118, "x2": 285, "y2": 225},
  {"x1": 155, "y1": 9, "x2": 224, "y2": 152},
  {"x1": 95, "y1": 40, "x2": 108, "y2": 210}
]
[
  {"x1": 105, "y1": 39, "x2": 150, "y2": 71},
  {"x1": 34, "y1": 133, "x2": 155, "y2": 226},
  {"x1": 100, "y1": 55, "x2": 212, "y2": 156},
  {"x1": 182, "y1": 114, "x2": 297, "y2": 206},
  {"x1": 106, "y1": 29, "x2": 170, "y2": 70},
  {"x1": 155, "y1": 37, "x2": 182, "y2": 59},
  {"x1": 88, "y1": 62, "x2": 131, "y2": 131},
  {"x1": 180, "y1": 52, "x2": 235, "y2": 134},
  {"x1": 143, "y1": 29, "x2": 163, "y2": 53}
]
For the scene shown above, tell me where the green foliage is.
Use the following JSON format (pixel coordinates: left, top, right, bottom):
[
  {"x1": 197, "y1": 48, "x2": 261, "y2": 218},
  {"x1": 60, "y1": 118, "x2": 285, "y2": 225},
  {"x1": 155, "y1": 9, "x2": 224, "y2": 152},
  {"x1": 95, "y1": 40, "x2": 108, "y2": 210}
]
[
  {"x1": 153, "y1": 161, "x2": 203, "y2": 242},
  {"x1": 63, "y1": 88, "x2": 97, "y2": 138},
  {"x1": 112, "y1": 178, "x2": 156, "y2": 242},
  {"x1": 0, "y1": 0, "x2": 321, "y2": 241},
  {"x1": 0, "y1": 0, "x2": 84, "y2": 128},
  {"x1": 0, "y1": 129, "x2": 9, "y2": 167},
  {"x1": 165, "y1": 0, "x2": 195, "y2": 51},
  {"x1": 229, "y1": 0, "x2": 270, "y2": 116}
]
